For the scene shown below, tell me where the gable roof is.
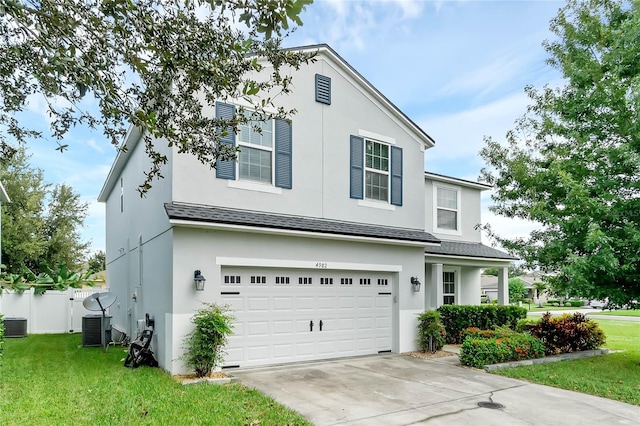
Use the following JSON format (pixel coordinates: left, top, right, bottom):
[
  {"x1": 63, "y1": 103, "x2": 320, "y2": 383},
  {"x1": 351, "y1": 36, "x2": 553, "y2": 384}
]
[
  {"x1": 289, "y1": 44, "x2": 435, "y2": 149},
  {"x1": 425, "y1": 172, "x2": 492, "y2": 191},
  {"x1": 98, "y1": 44, "x2": 436, "y2": 202},
  {"x1": 0, "y1": 182, "x2": 9, "y2": 203},
  {"x1": 165, "y1": 202, "x2": 440, "y2": 245},
  {"x1": 424, "y1": 240, "x2": 516, "y2": 261}
]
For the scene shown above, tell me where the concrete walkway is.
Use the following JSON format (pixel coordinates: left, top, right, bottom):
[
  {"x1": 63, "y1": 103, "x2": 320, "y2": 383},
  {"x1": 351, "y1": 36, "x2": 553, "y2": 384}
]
[{"x1": 234, "y1": 354, "x2": 640, "y2": 426}]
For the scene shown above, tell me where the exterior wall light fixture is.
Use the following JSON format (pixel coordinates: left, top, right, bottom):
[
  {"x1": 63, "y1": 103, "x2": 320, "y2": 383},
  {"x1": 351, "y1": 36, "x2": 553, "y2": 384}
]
[
  {"x1": 194, "y1": 270, "x2": 206, "y2": 291},
  {"x1": 411, "y1": 276, "x2": 421, "y2": 293}
]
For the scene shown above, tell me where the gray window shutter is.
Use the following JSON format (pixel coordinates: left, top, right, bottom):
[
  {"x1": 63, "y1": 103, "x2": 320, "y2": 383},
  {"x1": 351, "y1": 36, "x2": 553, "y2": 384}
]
[
  {"x1": 275, "y1": 119, "x2": 292, "y2": 189},
  {"x1": 215, "y1": 101, "x2": 236, "y2": 180},
  {"x1": 315, "y1": 74, "x2": 331, "y2": 105},
  {"x1": 390, "y1": 146, "x2": 403, "y2": 206},
  {"x1": 350, "y1": 135, "x2": 364, "y2": 199}
]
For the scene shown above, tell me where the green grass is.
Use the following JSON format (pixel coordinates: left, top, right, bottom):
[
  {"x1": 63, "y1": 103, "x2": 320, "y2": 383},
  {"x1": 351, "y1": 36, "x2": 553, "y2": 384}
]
[
  {"x1": 525, "y1": 305, "x2": 583, "y2": 312},
  {"x1": 0, "y1": 334, "x2": 311, "y2": 425},
  {"x1": 588, "y1": 309, "x2": 640, "y2": 317},
  {"x1": 492, "y1": 319, "x2": 640, "y2": 405}
]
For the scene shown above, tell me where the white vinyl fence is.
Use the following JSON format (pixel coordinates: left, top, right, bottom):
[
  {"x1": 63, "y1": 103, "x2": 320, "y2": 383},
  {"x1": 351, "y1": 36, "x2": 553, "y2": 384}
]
[{"x1": 0, "y1": 287, "x2": 109, "y2": 334}]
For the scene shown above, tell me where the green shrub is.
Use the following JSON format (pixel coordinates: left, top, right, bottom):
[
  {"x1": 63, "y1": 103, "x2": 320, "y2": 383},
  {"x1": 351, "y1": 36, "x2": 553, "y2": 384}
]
[
  {"x1": 459, "y1": 333, "x2": 545, "y2": 369},
  {"x1": 182, "y1": 303, "x2": 234, "y2": 378},
  {"x1": 491, "y1": 299, "x2": 498, "y2": 304},
  {"x1": 417, "y1": 310, "x2": 446, "y2": 352},
  {"x1": 569, "y1": 300, "x2": 584, "y2": 307},
  {"x1": 437, "y1": 305, "x2": 527, "y2": 343},
  {"x1": 547, "y1": 299, "x2": 558, "y2": 305},
  {"x1": 515, "y1": 318, "x2": 539, "y2": 332},
  {"x1": 563, "y1": 301, "x2": 571, "y2": 307},
  {"x1": 528, "y1": 312, "x2": 606, "y2": 355}
]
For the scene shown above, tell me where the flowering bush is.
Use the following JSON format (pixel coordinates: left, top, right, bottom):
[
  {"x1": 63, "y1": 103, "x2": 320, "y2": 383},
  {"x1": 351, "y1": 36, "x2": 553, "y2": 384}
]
[
  {"x1": 528, "y1": 312, "x2": 606, "y2": 355},
  {"x1": 459, "y1": 334, "x2": 545, "y2": 369}
]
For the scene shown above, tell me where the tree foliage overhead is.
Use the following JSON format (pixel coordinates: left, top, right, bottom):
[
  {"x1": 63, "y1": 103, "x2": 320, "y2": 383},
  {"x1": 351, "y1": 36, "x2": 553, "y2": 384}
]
[
  {"x1": 0, "y1": 147, "x2": 89, "y2": 273},
  {"x1": 0, "y1": 0, "x2": 314, "y2": 193},
  {"x1": 480, "y1": 0, "x2": 640, "y2": 306}
]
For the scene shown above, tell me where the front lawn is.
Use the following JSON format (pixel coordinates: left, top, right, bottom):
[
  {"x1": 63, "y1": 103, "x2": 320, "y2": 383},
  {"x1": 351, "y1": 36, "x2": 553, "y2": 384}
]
[
  {"x1": 492, "y1": 319, "x2": 640, "y2": 406},
  {"x1": 588, "y1": 309, "x2": 640, "y2": 317},
  {"x1": 0, "y1": 334, "x2": 311, "y2": 425}
]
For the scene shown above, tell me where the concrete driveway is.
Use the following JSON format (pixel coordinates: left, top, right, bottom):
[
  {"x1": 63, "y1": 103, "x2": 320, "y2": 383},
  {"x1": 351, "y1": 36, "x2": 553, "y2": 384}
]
[{"x1": 233, "y1": 354, "x2": 640, "y2": 425}]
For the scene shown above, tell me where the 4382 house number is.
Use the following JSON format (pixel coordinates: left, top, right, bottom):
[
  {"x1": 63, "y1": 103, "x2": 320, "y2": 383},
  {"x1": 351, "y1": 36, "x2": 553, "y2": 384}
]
[{"x1": 315, "y1": 262, "x2": 328, "y2": 269}]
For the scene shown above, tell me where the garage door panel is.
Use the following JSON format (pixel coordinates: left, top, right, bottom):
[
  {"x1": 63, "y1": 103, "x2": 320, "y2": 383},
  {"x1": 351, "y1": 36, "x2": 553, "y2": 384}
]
[
  {"x1": 296, "y1": 296, "x2": 315, "y2": 310},
  {"x1": 247, "y1": 297, "x2": 269, "y2": 311},
  {"x1": 248, "y1": 321, "x2": 269, "y2": 337},
  {"x1": 273, "y1": 297, "x2": 293, "y2": 310},
  {"x1": 221, "y1": 267, "x2": 393, "y2": 368},
  {"x1": 357, "y1": 296, "x2": 374, "y2": 308},
  {"x1": 273, "y1": 320, "x2": 294, "y2": 334}
]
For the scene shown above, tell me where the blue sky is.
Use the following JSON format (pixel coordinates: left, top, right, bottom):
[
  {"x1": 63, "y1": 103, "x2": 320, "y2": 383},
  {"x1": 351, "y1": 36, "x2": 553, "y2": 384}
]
[{"x1": 21, "y1": 0, "x2": 565, "y2": 254}]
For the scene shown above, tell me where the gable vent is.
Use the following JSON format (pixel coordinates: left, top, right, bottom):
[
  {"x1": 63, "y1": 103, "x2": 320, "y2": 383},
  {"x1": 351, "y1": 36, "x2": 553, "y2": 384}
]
[{"x1": 315, "y1": 74, "x2": 331, "y2": 105}]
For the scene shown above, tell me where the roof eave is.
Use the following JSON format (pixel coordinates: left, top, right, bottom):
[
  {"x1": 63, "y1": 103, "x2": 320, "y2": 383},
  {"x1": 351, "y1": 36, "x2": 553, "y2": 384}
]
[
  {"x1": 425, "y1": 172, "x2": 492, "y2": 190},
  {"x1": 0, "y1": 182, "x2": 10, "y2": 203},
  {"x1": 97, "y1": 126, "x2": 143, "y2": 202}
]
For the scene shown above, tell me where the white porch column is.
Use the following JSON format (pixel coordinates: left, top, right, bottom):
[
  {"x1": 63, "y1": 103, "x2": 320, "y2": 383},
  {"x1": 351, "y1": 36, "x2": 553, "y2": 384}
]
[
  {"x1": 431, "y1": 263, "x2": 443, "y2": 308},
  {"x1": 497, "y1": 266, "x2": 509, "y2": 305}
]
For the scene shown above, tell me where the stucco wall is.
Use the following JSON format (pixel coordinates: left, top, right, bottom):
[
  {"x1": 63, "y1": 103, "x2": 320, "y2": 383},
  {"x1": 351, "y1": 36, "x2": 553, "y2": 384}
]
[
  {"x1": 163, "y1": 226, "x2": 426, "y2": 374},
  {"x1": 424, "y1": 179, "x2": 483, "y2": 242},
  {"x1": 171, "y1": 54, "x2": 427, "y2": 231}
]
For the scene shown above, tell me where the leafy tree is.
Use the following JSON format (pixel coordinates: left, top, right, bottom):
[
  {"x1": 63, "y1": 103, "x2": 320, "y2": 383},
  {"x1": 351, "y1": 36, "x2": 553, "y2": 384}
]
[
  {"x1": 480, "y1": 0, "x2": 640, "y2": 307},
  {"x1": 1, "y1": 0, "x2": 314, "y2": 193},
  {"x1": 0, "y1": 148, "x2": 89, "y2": 272},
  {"x1": 483, "y1": 264, "x2": 525, "y2": 277},
  {"x1": 509, "y1": 278, "x2": 528, "y2": 304},
  {"x1": 87, "y1": 250, "x2": 106, "y2": 273}
]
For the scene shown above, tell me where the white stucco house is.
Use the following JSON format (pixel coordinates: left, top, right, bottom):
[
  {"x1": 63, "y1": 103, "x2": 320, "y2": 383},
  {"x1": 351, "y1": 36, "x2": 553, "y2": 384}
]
[{"x1": 98, "y1": 44, "x2": 514, "y2": 374}]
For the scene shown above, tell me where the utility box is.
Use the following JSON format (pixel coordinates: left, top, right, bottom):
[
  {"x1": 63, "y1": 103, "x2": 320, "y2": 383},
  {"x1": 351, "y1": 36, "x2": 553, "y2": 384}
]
[
  {"x1": 3, "y1": 317, "x2": 27, "y2": 338},
  {"x1": 82, "y1": 314, "x2": 111, "y2": 347}
]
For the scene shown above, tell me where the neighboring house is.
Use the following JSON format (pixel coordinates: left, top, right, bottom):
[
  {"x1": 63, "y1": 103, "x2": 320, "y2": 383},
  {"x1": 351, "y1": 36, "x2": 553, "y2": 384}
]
[
  {"x1": 98, "y1": 44, "x2": 514, "y2": 374},
  {"x1": 481, "y1": 272, "x2": 543, "y2": 302},
  {"x1": 0, "y1": 181, "x2": 9, "y2": 267}
]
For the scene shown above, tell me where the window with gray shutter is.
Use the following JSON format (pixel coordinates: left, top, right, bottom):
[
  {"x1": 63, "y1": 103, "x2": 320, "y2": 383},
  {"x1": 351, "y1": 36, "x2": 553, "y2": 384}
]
[
  {"x1": 390, "y1": 146, "x2": 403, "y2": 206},
  {"x1": 215, "y1": 101, "x2": 236, "y2": 180},
  {"x1": 315, "y1": 74, "x2": 331, "y2": 105},
  {"x1": 350, "y1": 135, "x2": 364, "y2": 199},
  {"x1": 274, "y1": 119, "x2": 292, "y2": 189}
]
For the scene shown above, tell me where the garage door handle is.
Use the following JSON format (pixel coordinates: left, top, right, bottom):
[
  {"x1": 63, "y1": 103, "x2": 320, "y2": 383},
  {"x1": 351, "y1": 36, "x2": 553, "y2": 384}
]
[
  {"x1": 319, "y1": 320, "x2": 323, "y2": 331},
  {"x1": 310, "y1": 320, "x2": 314, "y2": 332}
]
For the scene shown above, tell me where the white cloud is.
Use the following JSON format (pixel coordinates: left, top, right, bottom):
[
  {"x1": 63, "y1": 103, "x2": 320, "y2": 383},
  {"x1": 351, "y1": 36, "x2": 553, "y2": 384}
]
[{"x1": 422, "y1": 90, "x2": 530, "y2": 162}]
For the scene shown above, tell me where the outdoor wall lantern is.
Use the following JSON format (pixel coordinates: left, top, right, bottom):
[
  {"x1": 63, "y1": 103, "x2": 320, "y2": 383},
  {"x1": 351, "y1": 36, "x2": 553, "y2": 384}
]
[
  {"x1": 410, "y1": 276, "x2": 421, "y2": 293},
  {"x1": 194, "y1": 270, "x2": 206, "y2": 291}
]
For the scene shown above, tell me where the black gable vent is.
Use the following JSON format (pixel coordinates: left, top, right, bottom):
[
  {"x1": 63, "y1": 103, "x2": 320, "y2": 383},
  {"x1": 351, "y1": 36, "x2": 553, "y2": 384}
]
[{"x1": 315, "y1": 74, "x2": 331, "y2": 105}]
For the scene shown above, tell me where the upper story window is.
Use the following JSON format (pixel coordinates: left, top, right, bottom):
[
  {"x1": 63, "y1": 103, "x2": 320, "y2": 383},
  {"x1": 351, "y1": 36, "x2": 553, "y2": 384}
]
[
  {"x1": 435, "y1": 185, "x2": 460, "y2": 232},
  {"x1": 215, "y1": 101, "x2": 292, "y2": 190},
  {"x1": 350, "y1": 133, "x2": 402, "y2": 206},
  {"x1": 238, "y1": 111, "x2": 273, "y2": 184},
  {"x1": 365, "y1": 140, "x2": 389, "y2": 202}
]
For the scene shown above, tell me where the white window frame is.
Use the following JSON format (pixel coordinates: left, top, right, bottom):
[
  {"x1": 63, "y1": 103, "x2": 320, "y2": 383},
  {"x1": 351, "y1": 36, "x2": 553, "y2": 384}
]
[
  {"x1": 442, "y1": 267, "x2": 460, "y2": 305},
  {"x1": 364, "y1": 138, "x2": 391, "y2": 203},
  {"x1": 433, "y1": 183, "x2": 462, "y2": 235},
  {"x1": 236, "y1": 110, "x2": 275, "y2": 185}
]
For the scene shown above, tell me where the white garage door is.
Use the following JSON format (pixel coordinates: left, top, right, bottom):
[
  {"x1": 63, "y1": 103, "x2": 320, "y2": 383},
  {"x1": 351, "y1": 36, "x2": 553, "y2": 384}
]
[{"x1": 220, "y1": 267, "x2": 393, "y2": 368}]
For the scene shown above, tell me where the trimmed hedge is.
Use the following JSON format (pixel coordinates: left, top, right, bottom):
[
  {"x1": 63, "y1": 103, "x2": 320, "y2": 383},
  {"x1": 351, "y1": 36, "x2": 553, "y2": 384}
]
[
  {"x1": 437, "y1": 305, "x2": 528, "y2": 343},
  {"x1": 416, "y1": 310, "x2": 446, "y2": 352},
  {"x1": 459, "y1": 333, "x2": 546, "y2": 368},
  {"x1": 527, "y1": 312, "x2": 606, "y2": 355}
]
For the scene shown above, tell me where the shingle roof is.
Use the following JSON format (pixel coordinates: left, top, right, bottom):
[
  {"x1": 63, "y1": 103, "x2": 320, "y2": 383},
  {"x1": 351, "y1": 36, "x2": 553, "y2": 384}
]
[
  {"x1": 424, "y1": 240, "x2": 516, "y2": 260},
  {"x1": 165, "y1": 202, "x2": 440, "y2": 244}
]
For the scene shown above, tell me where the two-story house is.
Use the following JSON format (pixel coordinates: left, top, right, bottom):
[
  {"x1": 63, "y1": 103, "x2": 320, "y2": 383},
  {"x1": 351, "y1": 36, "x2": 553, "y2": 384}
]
[
  {"x1": 98, "y1": 44, "x2": 513, "y2": 374},
  {"x1": 0, "y1": 182, "x2": 9, "y2": 266}
]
